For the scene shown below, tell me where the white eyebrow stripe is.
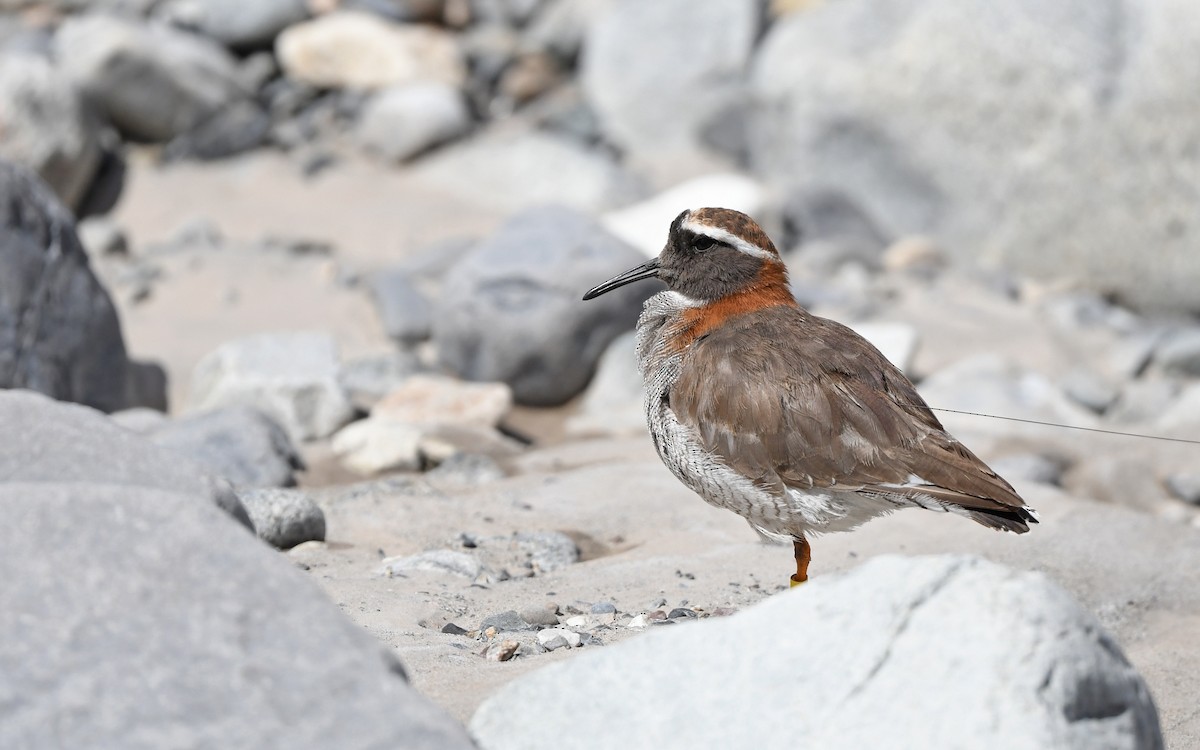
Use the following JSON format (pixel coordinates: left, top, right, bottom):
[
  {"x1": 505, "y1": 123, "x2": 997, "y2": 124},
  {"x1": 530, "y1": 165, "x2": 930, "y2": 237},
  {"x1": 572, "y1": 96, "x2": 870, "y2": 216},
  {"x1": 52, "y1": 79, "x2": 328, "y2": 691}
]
[{"x1": 681, "y1": 218, "x2": 774, "y2": 259}]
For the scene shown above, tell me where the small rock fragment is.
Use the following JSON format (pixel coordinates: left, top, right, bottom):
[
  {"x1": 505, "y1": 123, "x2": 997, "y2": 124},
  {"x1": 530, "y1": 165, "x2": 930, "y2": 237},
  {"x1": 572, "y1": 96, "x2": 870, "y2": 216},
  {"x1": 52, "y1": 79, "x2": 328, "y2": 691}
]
[
  {"x1": 381, "y1": 549, "x2": 483, "y2": 579},
  {"x1": 442, "y1": 623, "x2": 470, "y2": 636},
  {"x1": 235, "y1": 488, "x2": 326, "y2": 549},
  {"x1": 484, "y1": 639, "x2": 520, "y2": 662},
  {"x1": 480, "y1": 611, "x2": 532, "y2": 633}
]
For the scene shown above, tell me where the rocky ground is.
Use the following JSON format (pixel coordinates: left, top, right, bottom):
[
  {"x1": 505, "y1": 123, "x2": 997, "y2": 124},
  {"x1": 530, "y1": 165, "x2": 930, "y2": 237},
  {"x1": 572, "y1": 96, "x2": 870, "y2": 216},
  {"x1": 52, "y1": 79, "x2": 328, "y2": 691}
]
[{"x1": 2, "y1": 1, "x2": 1200, "y2": 749}]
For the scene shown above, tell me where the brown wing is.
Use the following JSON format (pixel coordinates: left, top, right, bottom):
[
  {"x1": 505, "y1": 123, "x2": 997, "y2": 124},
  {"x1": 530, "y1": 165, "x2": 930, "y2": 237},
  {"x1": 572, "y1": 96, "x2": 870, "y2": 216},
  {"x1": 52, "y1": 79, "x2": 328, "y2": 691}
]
[{"x1": 670, "y1": 307, "x2": 1036, "y2": 532}]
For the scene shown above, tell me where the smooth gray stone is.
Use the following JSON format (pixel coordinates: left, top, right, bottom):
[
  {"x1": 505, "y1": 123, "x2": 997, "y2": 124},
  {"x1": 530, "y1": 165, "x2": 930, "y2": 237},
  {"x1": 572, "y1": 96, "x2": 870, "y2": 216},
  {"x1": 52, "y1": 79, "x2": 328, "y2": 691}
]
[
  {"x1": 149, "y1": 405, "x2": 304, "y2": 488},
  {"x1": 472, "y1": 555, "x2": 1162, "y2": 750},
  {"x1": 0, "y1": 482, "x2": 474, "y2": 750},
  {"x1": 749, "y1": 0, "x2": 1200, "y2": 313},
  {"x1": 0, "y1": 389, "x2": 251, "y2": 529},
  {"x1": 433, "y1": 204, "x2": 654, "y2": 406},
  {"x1": 235, "y1": 487, "x2": 325, "y2": 548},
  {"x1": 57, "y1": 14, "x2": 248, "y2": 142}
]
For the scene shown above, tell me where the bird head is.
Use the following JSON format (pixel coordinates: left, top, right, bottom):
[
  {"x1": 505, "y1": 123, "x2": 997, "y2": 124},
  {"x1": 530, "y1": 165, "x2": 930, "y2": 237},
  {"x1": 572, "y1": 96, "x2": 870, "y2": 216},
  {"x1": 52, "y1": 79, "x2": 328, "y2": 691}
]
[{"x1": 583, "y1": 207, "x2": 791, "y2": 304}]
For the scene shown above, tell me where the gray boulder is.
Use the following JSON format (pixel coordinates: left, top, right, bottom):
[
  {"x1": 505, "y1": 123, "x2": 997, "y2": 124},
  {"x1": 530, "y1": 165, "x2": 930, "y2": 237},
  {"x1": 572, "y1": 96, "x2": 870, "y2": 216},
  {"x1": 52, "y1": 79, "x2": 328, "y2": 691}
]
[
  {"x1": 57, "y1": 14, "x2": 249, "y2": 142},
  {"x1": 0, "y1": 55, "x2": 102, "y2": 211},
  {"x1": 0, "y1": 161, "x2": 160, "y2": 413},
  {"x1": 357, "y1": 82, "x2": 472, "y2": 162},
  {"x1": 0, "y1": 390, "x2": 250, "y2": 529},
  {"x1": 0, "y1": 482, "x2": 474, "y2": 750},
  {"x1": 157, "y1": 0, "x2": 309, "y2": 49},
  {"x1": 580, "y1": 0, "x2": 759, "y2": 178},
  {"x1": 338, "y1": 351, "x2": 427, "y2": 412},
  {"x1": 188, "y1": 331, "x2": 355, "y2": 443},
  {"x1": 148, "y1": 406, "x2": 303, "y2": 488},
  {"x1": 236, "y1": 487, "x2": 325, "y2": 548},
  {"x1": 749, "y1": 0, "x2": 1200, "y2": 312},
  {"x1": 433, "y1": 205, "x2": 655, "y2": 406},
  {"x1": 371, "y1": 267, "x2": 435, "y2": 345},
  {"x1": 471, "y1": 555, "x2": 1162, "y2": 749},
  {"x1": 411, "y1": 130, "x2": 641, "y2": 214}
]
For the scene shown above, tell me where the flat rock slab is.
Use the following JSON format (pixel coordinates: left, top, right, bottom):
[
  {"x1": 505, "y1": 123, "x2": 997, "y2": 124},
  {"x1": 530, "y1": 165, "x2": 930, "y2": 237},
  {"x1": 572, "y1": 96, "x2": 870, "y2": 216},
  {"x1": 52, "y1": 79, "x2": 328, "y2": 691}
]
[
  {"x1": 471, "y1": 555, "x2": 1162, "y2": 749},
  {"x1": 0, "y1": 482, "x2": 473, "y2": 750}
]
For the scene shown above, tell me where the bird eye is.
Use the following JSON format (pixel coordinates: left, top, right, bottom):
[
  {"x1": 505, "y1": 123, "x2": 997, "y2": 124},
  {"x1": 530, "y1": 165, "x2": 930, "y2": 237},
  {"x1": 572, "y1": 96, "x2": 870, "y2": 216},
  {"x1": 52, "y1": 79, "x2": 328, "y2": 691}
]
[{"x1": 693, "y1": 236, "x2": 717, "y2": 252}]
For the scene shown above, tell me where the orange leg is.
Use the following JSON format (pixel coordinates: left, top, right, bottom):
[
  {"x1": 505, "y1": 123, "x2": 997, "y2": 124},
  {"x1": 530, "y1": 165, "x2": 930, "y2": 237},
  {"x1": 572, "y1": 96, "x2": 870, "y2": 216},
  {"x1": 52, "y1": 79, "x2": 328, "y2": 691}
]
[{"x1": 790, "y1": 536, "x2": 811, "y2": 588}]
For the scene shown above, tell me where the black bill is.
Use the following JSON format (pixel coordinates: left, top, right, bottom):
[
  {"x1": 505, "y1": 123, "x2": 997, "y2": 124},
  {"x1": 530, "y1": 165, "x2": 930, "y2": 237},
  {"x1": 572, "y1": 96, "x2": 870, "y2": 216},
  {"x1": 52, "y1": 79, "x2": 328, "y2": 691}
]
[{"x1": 582, "y1": 258, "x2": 661, "y2": 300}]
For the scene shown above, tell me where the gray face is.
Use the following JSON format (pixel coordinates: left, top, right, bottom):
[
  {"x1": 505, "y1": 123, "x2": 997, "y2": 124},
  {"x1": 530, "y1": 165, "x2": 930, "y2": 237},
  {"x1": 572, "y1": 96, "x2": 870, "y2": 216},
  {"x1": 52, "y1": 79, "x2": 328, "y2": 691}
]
[{"x1": 658, "y1": 211, "x2": 765, "y2": 303}]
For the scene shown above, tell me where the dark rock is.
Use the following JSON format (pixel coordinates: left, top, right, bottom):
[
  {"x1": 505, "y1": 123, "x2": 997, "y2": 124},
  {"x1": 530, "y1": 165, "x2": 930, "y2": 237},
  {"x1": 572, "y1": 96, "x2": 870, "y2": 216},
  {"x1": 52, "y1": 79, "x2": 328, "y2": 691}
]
[
  {"x1": 164, "y1": 100, "x2": 272, "y2": 161},
  {"x1": 236, "y1": 487, "x2": 326, "y2": 548},
  {"x1": 75, "y1": 135, "x2": 128, "y2": 219},
  {"x1": 57, "y1": 15, "x2": 249, "y2": 142},
  {"x1": 148, "y1": 406, "x2": 303, "y2": 488},
  {"x1": 442, "y1": 622, "x2": 470, "y2": 636},
  {"x1": 0, "y1": 161, "x2": 157, "y2": 412},
  {"x1": 0, "y1": 390, "x2": 251, "y2": 529},
  {"x1": 667, "y1": 608, "x2": 697, "y2": 620},
  {"x1": 433, "y1": 205, "x2": 654, "y2": 406},
  {"x1": 342, "y1": 0, "x2": 446, "y2": 23},
  {"x1": 371, "y1": 268, "x2": 435, "y2": 345},
  {"x1": 0, "y1": 482, "x2": 475, "y2": 749}
]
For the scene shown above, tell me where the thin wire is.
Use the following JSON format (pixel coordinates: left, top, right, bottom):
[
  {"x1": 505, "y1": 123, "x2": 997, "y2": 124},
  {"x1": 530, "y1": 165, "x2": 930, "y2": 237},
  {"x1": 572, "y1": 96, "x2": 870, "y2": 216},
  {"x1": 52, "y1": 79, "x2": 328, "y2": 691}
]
[{"x1": 924, "y1": 405, "x2": 1200, "y2": 446}]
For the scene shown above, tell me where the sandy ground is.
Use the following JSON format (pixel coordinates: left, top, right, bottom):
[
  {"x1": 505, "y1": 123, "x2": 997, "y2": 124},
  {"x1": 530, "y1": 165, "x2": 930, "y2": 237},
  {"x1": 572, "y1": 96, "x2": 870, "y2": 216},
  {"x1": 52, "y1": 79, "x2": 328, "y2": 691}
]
[{"x1": 106, "y1": 151, "x2": 1200, "y2": 749}]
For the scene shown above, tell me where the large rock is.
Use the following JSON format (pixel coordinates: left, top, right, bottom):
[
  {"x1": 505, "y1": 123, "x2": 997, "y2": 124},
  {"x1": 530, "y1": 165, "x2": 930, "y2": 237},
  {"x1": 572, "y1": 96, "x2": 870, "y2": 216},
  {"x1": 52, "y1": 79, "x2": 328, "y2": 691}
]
[
  {"x1": 157, "y1": 0, "x2": 310, "y2": 49},
  {"x1": 750, "y1": 0, "x2": 1200, "y2": 312},
  {"x1": 276, "y1": 11, "x2": 465, "y2": 90},
  {"x1": 0, "y1": 55, "x2": 102, "y2": 211},
  {"x1": 0, "y1": 161, "x2": 159, "y2": 413},
  {"x1": 580, "y1": 0, "x2": 760, "y2": 179},
  {"x1": 433, "y1": 205, "x2": 655, "y2": 406},
  {"x1": 471, "y1": 555, "x2": 1163, "y2": 749},
  {"x1": 147, "y1": 406, "x2": 304, "y2": 488},
  {"x1": 188, "y1": 332, "x2": 355, "y2": 443},
  {"x1": 357, "y1": 82, "x2": 472, "y2": 162},
  {"x1": 0, "y1": 390, "x2": 250, "y2": 528},
  {"x1": 0, "y1": 482, "x2": 474, "y2": 749},
  {"x1": 57, "y1": 14, "x2": 249, "y2": 142}
]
